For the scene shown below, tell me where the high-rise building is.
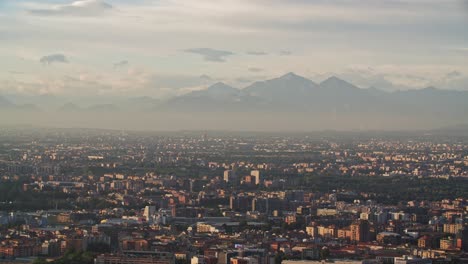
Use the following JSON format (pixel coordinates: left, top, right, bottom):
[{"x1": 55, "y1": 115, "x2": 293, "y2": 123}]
[
  {"x1": 266, "y1": 197, "x2": 283, "y2": 215},
  {"x1": 443, "y1": 223, "x2": 463, "y2": 234},
  {"x1": 250, "y1": 170, "x2": 261, "y2": 185},
  {"x1": 252, "y1": 198, "x2": 267, "y2": 213},
  {"x1": 143, "y1": 205, "x2": 156, "y2": 222},
  {"x1": 192, "y1": 256, "x2": 207, "y2": 264},
  {"x1": 230, "y1": 195, "x2": 252, "y2": 212},
  {"x1": 306, "y1": 225, "x2": 318, "y2": 237},
  {"x1": 461, "y1": 227, "x2": 468, "y2": 251},
  {"x1": 224, "y1": 170, "x2": 236, "y2": 183},
  {"x1": 350, "y1": 220, "x2": 370, "y2": 242}
]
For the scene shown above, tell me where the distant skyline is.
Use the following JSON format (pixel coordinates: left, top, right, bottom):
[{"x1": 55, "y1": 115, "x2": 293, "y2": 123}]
[{"x1": 1, "y1": 0, "x2": 468, "y2": 98}]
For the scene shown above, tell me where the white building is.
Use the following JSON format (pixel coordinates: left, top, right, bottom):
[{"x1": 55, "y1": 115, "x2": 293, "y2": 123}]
[
  {"x1": 143, "y1": 205, "x2": 156, "y2": 222},
  {"x1": 250, "y1": 170, "x2": 261, "y2": 185}
]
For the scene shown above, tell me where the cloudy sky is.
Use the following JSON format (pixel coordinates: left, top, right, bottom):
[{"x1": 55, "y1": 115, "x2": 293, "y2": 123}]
[{"x1": 1, "y1": 0, "x2": 468, "y2": 98}]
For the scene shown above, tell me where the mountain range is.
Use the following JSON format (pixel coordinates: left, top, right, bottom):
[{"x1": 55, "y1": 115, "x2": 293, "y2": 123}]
[
  {"x1": 158, "y1": 73, "x2": 468, "y2": 117},
  {"x1": 1, "y1": 72, "x2": 467, "y2": 118}
]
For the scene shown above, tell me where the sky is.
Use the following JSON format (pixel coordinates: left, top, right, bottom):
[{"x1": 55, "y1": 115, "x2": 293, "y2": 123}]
[{"x1": 1, "y1": 0, "x2": 468, "y2": 98}]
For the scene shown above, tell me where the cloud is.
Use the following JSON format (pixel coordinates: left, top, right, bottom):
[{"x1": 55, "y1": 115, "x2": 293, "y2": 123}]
[
  {"x1": 235, "y1": 77, "x2": 255, "y2": 84},
  {"x1": 185, "y1": 48, "x2": 234, "y2": 62},
  {"x1": 0, "y1": 70, "x2": 215, "y2": 97},
  {"x1": 2, "y1": 0, "x2": 467, "y2": 98},
  {"x1": 39, "y1": 54, "x2": 69, "y2": 65},
  {"x1": 432, "y1": 71, "x2": 468, "y2": 91},
  {"x1": 0, "y1": 77, "x2": 86, "y2": 95},
  {"x1": 279, "y1": 50, "x2": 292, "y2": 56},
  {"x1": 247, "y1": 51, "x2": 268, "y2": 56},
  {"x1": 9, "y1": 71, "x2": 26, "y2": 75},
  {"x1": 248, "y1": 67, "x2": 263, "y2": 73},
  {"x1": 149, "y1": 74, "x2": 214, "y2": 90},
  {"x1": 199, "y1": 74, "x2": 213, "y2": 81},
  {"x1": 29, "y1": 0, "x2": 112, "y2": 17},
  {"x1": 445, "y1": 71, "x2": 462, "y2": 79},
  {"x1": 322, "y1": 65, "x2": 468, "y2": 91},
  {"x1": 234, "y1": 76, "x2": 266, "y2": 85},
  {"x1": 113, "y1": 60, "x2": 129, "y2": 69}
]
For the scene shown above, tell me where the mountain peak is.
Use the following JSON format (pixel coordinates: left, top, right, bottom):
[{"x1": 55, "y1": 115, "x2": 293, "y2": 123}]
[
  {"x1": 279, "y1": 72, "x2": 302, "y2": 80},
  {"x1": 422, "y1": 86, "x2": 438, "y2": 91},
  {"x1": 0, "y1": 96, "x2": 15, "y2": 108},
  {"x1": 181, "y1": 82, "x2": 240, "y2": 99},
  {"x1": 320, "y1": 76, "x2": 359, "y2": 90},
  {"x1": 244, "y1": 72, "x2": 318, "y2": 100},
  {"x1": 60, "y1": 102, "x2": 81, "y2": 111}
]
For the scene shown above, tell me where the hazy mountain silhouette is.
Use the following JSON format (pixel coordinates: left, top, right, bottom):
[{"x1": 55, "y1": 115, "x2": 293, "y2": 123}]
[
  {"x1": 0, "y1": 96, "x2": 16, "y2": 109},
  {"x1": 1, "y1": 73, "x2": 467, "y2": 130},
  {"x1": 87, "y1": 104, "x2": 120, "y2": 112},
  {"x1": 2, "y1": 73, "x2": 468, "y2": 116},
  {"x1": 244, "y1": 72, "x2": 318, "y2": 97},
  {"x1": 160, "y1": 82, "x2": 259, "y2": 112},
  {"x1": 0, "y1": 96, "x2": 41, "y2": 111},
  {"x1": 122, "y1": 96, "x2": 160, "y2": 111},
  {"x1": 153, "y1": 73, "x2": 468, "y2": 117},
  {"x1": 59, "y1": 102, "x2": 82, "y2": 112},
  {"x1": 243, "y1": 72, "x2": 319, "y2": 110}
]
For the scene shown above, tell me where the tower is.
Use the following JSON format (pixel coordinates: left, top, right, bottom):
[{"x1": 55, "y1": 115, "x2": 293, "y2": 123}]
[
  {"x1": 350, "y1": 220, "x2": 370, "y2": 242},
  {"x1": 224, "y1": 170, "x2": 236, "y2": 183},
  {"x1": 224, "y1": 170, "x2": 232, "y2": 182},
  {"x1": 250, "y1": 170, "x2": 261, "y2": 185},
  {"x1": 143, "y1": 205, "x2": 156, "y2": 222}
]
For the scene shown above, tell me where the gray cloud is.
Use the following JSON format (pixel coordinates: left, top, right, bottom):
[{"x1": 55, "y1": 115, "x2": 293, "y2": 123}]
[
  {"x1": 40, "y1": 54, "x2": 69, "y2": 65},
  {"x1": 248, "y1": 67, "x2": 263, "y2": 73},
  {"x1": 234, "y1": 75, "x2": 266, "y2": 85},
  {"x1": 279, "y1": 50, "x2": 292, "y2": 56},
  {"x1": 431, "y1": 71, "x2": 468, "y2": 91},
  {"x1": 235, "y1": 77, "x2": 255, "y2": 84},
  {"x1": 185, "y1": 48, "x2": 234, "y2": 62},
  {"x1": 29, "y1": 0, "x2": 112, "y2": 17},
  {"x1": 149, "y1": 74, "x2": 214, "y2": 89},
  {"x1": 199, "y1": 74, "x2": 213, "y2": 81},
  {"x1": 113, "y1": 60, "x2": 129, "y2": 69},
  {"x1": 445, "y1": 71, "x2": 462, "y2": 79},
  {"x1": 247, "y1": 51, "x2": 268, "y2": 56},
  {"x1": 9, "y1": 71, "x2": 25, "y2": 75}
]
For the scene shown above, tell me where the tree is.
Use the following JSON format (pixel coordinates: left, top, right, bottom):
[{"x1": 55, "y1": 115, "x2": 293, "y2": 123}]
[
  {"x1": 274, "y1": 251, "x2": 285, "y2": 264},
  {"x1": 33, "y1": 258, "x2": 48, "y2": 264},
  {"x1": 320, "y1": 247, "x2": 330, "y2": 260},
  {"x1": 239, "y1": 220, "x2": 248, "y2": 231}
]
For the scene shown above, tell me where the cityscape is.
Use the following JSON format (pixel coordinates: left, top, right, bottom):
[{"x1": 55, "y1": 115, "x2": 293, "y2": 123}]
[{"x1": 0, "y1": 129, "x2": 466, "y2": 263}]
